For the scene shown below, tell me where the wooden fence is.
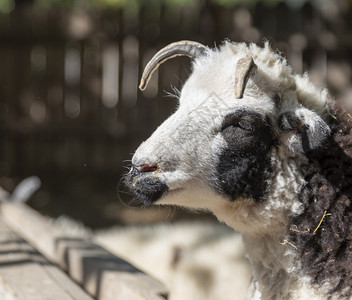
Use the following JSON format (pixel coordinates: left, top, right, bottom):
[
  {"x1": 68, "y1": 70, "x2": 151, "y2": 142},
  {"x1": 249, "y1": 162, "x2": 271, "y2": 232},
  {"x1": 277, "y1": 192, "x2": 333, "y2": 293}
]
[
  {"x1": 0, "y1": 197, "x2": 168, "y2": 300},
  {"x1": 0, "y1": 1, "x2": 351, "y2": 225}
]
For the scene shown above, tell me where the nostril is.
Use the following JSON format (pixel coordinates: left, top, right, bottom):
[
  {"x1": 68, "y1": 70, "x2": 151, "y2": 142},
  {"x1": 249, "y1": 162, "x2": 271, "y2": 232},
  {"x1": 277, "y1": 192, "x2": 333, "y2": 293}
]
[
  {"x1": 138, "y1": 162, "x2": 159, "y2": 173},
  {"x1": 129, "y1": 163, "x2": 159, "y2": 179},
  {"x1": 129, "y1": 165, "x2": 141, "y2": 177}
]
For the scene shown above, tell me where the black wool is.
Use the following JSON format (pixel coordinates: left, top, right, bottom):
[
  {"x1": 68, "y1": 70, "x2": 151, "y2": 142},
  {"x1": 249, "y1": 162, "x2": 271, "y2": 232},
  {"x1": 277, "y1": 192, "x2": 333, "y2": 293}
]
[{"x1": 288, "y1": 100, "x2": 352, "y2": 297}]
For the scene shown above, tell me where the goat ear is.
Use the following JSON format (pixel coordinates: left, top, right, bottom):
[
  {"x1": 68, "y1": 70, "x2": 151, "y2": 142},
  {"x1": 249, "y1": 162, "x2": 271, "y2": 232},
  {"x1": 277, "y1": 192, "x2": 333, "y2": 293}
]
[
  {"x1": 234, "y1": 56, "x2": 257, "y2": 99},
  {"x1": 278, "y1": 107, "x2": 331, "y2": 154}
]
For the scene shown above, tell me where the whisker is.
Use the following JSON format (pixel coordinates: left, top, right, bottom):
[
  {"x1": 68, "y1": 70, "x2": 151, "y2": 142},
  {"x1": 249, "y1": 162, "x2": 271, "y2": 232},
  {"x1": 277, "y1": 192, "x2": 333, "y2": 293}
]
[{"x1": 164, "y1": 85, "x2": 181, "y2": 100}]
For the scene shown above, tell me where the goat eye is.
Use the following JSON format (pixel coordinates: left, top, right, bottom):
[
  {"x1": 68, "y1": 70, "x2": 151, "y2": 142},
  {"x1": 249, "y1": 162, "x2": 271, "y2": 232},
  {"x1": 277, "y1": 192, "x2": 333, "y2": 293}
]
[{"x1": 238, "y1": 120, "x2": 252, "y2": 130}]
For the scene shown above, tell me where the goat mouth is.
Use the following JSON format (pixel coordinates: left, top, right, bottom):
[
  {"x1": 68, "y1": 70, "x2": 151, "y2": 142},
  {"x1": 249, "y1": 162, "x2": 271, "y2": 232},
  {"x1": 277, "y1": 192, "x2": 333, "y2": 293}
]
[{"x1": 131, "y1": 176, "x2": 169, "y2": 206}]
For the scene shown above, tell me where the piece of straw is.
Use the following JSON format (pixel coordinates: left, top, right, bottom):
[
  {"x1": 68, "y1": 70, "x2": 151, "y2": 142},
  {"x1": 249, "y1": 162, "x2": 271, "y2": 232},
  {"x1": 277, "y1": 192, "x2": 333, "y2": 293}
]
[{"x1": 313, "y1": 210, "x2": 328, "y2": 235}]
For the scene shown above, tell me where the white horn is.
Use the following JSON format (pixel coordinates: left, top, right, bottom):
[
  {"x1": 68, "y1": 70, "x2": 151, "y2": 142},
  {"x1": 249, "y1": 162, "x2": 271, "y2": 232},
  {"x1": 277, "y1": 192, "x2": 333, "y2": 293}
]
[{"x1": 139, "y1": 40, "x2": 207, "y2": 91}]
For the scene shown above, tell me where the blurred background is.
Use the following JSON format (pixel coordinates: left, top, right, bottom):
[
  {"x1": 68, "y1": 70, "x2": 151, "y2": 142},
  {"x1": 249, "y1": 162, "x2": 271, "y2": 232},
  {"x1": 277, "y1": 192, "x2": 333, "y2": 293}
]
[{"x1": 0, "y1": 0, "x2": 351, "y2": 228}]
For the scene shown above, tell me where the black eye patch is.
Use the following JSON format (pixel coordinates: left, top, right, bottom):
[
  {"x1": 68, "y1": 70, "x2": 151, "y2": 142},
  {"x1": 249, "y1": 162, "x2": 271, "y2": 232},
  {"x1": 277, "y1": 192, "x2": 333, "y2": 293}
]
[{"x1": 212, "y1": 109, "x2": 275, "y2": 202}]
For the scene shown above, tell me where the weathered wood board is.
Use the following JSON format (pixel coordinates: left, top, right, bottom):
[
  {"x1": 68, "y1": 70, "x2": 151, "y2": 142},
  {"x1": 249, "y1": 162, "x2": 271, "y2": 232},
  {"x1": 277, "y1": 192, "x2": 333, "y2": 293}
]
[
  {"x1": 0, "y1": 218, "x2": 93, "y2": 300},
  {"x1": 0, "y1": 201, "x2": 168, "y2": 300}
]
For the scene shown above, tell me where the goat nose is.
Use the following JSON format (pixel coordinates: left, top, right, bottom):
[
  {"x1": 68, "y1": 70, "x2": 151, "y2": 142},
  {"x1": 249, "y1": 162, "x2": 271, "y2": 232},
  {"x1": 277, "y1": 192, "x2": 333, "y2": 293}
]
[{"x1": 129, "y1": 163, "x2": 159, "y2": 178}]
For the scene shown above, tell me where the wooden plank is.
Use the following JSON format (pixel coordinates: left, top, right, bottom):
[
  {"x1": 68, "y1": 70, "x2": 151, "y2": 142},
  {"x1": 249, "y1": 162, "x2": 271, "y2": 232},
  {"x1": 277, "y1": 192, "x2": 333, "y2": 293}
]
[
  {"x1": 0, "y1": 201, "x2": 168, "y2": 300},
  {"x1": 98, "y1": 272, "x2": 168, "y2": 300},
  {"x1": 0, "y1": 218, "x2": 93, "y2": 300},
  {"x1": 55, "y1": 239, "x2": 167, "y2": 300}
]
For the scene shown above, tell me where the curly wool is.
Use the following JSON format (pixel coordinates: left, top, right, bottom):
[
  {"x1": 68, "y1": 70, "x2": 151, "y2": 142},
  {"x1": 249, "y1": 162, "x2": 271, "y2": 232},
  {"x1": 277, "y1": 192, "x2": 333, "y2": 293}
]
[{"x1": 288, "y1": 100, "x2": 352, "y2": 297}]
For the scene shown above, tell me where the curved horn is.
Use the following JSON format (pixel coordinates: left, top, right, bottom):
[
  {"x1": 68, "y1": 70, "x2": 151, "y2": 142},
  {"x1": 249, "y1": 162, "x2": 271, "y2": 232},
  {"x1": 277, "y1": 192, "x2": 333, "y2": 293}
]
[
  {"x1": 234, "y1": 56, "x2": 257, "y2": 99},
  {"x1": 139, "y1": 40, "x2": 207, "y2": 91}
]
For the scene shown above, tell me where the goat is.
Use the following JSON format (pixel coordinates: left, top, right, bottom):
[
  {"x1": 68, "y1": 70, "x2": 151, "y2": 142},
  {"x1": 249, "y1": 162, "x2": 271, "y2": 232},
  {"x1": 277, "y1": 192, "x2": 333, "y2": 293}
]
[{"x1": 126, "y1": 40, "x2": 352, "y2": 300}]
